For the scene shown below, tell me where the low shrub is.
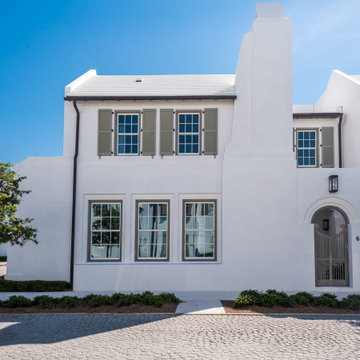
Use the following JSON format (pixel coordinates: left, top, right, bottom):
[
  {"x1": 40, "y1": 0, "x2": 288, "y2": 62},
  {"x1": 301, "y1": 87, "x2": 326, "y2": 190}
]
[
  {"x1": 115, "y1": 294, "x2": 132, "y2": 307},
  {"x1": 340, "y1": 294, "x2": 360, "y2": 311},
  {"x1": 60, "y1": 296, "x2": 82, "y2": 308},
  {"x1": 291, "y1": 292, "x2": 315, "y2": 306},
  {"x1": 234, "y1": 290, "x2": 347, "y2": 309},
  {"x1": 33, "y1": 295, "x2": 59, "y2": 309},
  {"x1": 158, "y1": 292, "x2": 180, "y2": 304},
  {"x1": 261, "y1": 289, "x2": 290, "y2": 308},
  {"x1": 6, "y1": 295, "x2": 32, "y2": 308},
  {"x1": 0, "y1": 278, "x2": 70, "y2": 292},
  {"x1": 83, "y1": 294, "x2": 115, "y2": 307},
  {"x1": 114, "y1": 292, "x2": 179, "y2": 307},
  {"x1": 313, "y1": 293, "x2": 339, "y2": 308},
  {"x1": 234, "y1": 290, "x2": 262, "y2": 308}
]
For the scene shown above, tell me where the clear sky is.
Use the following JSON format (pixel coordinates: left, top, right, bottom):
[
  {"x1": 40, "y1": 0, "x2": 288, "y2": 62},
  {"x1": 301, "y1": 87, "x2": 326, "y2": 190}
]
[{"x1": 1, "y1": 0, "x2": 359, "y2": 163}]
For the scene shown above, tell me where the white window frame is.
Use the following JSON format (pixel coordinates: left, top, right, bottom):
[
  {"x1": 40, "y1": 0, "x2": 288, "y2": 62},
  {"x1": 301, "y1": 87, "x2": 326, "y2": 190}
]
[
  {"x1": 183, "y1": 200, "x2": 217, "y2": 261},
  {"x1": 117, "y1": 112, "x2": 140, "y2": 156},
  {"x1": 135, "y1": 200, "x2": 170, "y2": 261},
  {"x1": 177, "y1": 112, "x2": 201, "y2": 155},
  {"x1": 296, "y1": 128, "x2": 318, "y2": 168},
  {"x1": 88, "y1": 201, "x2": 122, "y2": 262}
]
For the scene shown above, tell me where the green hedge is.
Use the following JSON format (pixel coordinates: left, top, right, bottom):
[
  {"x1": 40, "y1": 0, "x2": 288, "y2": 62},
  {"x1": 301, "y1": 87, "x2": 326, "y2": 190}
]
[
  {"x1": 234, "y1": 289, "x2": 360, "y2": 311},
  {"x1": 0, "y1": 291, "x2": 180, "y2": 309},
  {"x1": 0, "y1": 277, "x2": 70, "y2": 292}
]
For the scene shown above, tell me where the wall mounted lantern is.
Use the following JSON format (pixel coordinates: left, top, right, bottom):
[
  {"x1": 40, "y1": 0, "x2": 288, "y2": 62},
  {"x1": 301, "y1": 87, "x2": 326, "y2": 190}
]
[{"x1": 329, "y1": 175, "x2": 338, "y2": 193}]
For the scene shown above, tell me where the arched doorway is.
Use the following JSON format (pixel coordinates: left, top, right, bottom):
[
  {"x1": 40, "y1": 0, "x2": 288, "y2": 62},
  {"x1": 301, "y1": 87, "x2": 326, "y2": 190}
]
[{"x1": 311, "y1": 207, "x2": 349, "y2": 286}]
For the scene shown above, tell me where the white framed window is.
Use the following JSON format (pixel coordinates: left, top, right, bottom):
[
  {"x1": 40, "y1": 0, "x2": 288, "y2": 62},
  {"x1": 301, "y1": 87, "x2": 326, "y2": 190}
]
[
  {"x1": 135, "y1": 200, "x2": 169, "y2": 261},
  {"x1": 296, "y1": 129, "x2": 318, "y2": 167},
  {"x1": 177, "y1": 112, "x2": 200, "y2": 154},
  {"x1": 89, "y1": 201, "x2": 122, "y2": 261},
  {"x1": 183, "y1": 200, "x2": 216, "y2": 261},
  {"x1": 117, "y1": 113, "x2": 140, "y2": 155}
]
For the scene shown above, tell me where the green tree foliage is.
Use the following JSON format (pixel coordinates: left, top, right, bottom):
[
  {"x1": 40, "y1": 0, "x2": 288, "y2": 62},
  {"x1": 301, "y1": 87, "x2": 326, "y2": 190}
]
[{"x1": 0, "y1": 162, "x2": 37, "y2": 246}]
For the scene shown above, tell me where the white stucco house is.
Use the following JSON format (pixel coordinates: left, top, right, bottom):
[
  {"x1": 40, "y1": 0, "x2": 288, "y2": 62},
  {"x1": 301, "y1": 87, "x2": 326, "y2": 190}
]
[{"x1": 6, "y1": 2, "x2": 360, "y2": 293}]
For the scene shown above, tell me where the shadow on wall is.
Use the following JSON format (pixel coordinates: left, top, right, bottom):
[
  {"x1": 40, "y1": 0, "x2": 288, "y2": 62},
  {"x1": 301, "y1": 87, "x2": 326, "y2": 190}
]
[{"x1": 0, "y1": 314, "x2": 179, "y2": 346}]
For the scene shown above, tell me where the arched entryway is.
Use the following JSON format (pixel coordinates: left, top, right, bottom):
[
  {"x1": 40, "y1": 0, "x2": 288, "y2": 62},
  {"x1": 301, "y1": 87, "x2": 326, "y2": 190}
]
[{"x1": 311, "y1": 207, "x2": 349, "y2": 286}]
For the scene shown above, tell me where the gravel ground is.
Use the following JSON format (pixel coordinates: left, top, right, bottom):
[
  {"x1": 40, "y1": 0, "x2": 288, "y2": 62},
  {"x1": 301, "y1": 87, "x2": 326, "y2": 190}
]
[{"x1": 0, "y1": 313, "x2": 360, "y2": 359}]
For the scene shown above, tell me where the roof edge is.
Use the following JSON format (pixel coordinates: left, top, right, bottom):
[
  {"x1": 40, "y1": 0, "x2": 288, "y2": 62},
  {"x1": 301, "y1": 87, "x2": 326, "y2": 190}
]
[
  {"x1": 293, "y1": 112, "x2": 342, "y2": 119},
  {"x1": 64, "y1": 95, "x2": 237, "y2": 101},
  {"x1": 65, "y1": 69, "x2": 97, "y2": 95}
]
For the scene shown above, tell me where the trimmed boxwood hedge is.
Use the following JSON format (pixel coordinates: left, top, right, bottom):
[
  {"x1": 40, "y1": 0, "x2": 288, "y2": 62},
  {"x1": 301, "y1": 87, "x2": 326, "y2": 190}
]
[
  {"x1": 0, "y1": 291, "x2": 180, "y2": 309},
  {"x1": 234, "y1": 289, "x2": 360, "y2": 310},
  {"x1": 0, "y1": 277, "x2": 70, "y2": 292}
]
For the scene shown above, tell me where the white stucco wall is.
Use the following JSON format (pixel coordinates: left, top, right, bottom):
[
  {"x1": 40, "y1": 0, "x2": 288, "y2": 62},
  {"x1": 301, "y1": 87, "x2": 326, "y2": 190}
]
[
  {"x1": 314, "y1": 71, "x2": 360, "y2": 168},
  {"x1": 6, "y1": 157, "x2": 72, "y2": 281},
  {"x1": 6, "y1": 3, "x2": 360, "y2": 294}
]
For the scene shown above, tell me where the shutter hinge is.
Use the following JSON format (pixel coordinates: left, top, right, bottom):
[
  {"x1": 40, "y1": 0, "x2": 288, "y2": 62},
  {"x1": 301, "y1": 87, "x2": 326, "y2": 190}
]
[
  {"x1": 202, "y1": 128, "x2": 205, "y2": 132},
  {"x1": 173, "y1": 128, "x2": 175, "y2": 132},
  {"x1": 112, "y1": 111, "x2": 114, "y2": 114},
  {"x1": 202, "y1": 111, "x2": 205, "y2": 114},
  {"x1": 111, "y1": 151, "x2": 113, "y2": 155},
  {"x1": 111, "y1": 129, "x2": 114, "y2": 132},
  {"x1": 173, "y1": 111, "x2": 175, "y2": 114},
  {"x1": 320, "y1": 128, "x2": 322, "y2": 131},
  {"x1": 141, "y1": 111, "x2": 143, "y2": 114},
  {"x1": 173, "y1": 151, "x2": 175, "y2": 154},
  {"x1": 320, "y1": 144, "x2": 323, "y2": 147},
  {"x1": 140, "y1": 151, "x2": 143, "y2": 155}
]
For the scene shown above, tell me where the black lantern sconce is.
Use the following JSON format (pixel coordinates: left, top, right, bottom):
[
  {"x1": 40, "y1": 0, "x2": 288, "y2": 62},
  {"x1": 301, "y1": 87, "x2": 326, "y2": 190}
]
[{"x1": 329, "y1": 175, "x2": 338, "y2": 193}]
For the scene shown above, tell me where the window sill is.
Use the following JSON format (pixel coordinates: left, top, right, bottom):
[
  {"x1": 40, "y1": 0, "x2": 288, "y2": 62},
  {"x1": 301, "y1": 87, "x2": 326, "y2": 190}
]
[{"x1": 78, "y1": 261, "x2": 222, "y2": 266}]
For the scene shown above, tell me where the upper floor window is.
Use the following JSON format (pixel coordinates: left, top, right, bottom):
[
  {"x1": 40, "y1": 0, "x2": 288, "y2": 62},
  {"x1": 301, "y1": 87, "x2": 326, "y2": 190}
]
[
  {"x1": 98, "y1": 108, "x2": 218, "y2": 157},
  {"x1": 117, "y1": 113, "x2": 139, "y2": 155},
  {"x1": 177, "y1": 113, "x2": 200, "y2": 155},
  {"x1": 296, "y1": 129, "x2": 317, "y2": 167}
]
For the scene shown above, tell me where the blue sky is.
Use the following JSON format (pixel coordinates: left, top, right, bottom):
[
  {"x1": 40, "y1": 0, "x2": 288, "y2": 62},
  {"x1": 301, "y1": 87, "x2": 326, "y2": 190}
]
[{"x1": 1, "y1": 0, "x2": 359, "y2": 163}]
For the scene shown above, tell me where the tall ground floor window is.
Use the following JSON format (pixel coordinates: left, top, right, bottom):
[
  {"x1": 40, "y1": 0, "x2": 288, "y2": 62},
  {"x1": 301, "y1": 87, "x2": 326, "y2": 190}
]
[
  {"x1": 183, "y1": 200, "x2": 217, "y2": 261},
  {"x1": 89, "y1": 201, "x2": 122, "y2": 261},
  {"x1": 135, "y1": 200, "x2": 169, "y2": 261}
]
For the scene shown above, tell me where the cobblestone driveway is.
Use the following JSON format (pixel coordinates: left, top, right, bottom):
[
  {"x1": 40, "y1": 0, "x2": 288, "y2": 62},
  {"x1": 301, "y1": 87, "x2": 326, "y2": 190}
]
[{"x1": 0, "y1": 314, "x2": 360, "y2": 359}]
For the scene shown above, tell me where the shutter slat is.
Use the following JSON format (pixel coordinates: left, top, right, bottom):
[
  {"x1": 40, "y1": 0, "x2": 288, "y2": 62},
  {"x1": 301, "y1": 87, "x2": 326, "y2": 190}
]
[
  {"x1": 204, "y1": 108, "x2": 218, "y2": 155},
  {"x1": 98, "y1": 109, "x2": 112, "y2": 156},
  {"x1": 142, "y1": 109, "x2": 156, "y2": 156},
  {"x1": 321, "y1": 127, "x2": 334, "y2": 168},
  {"x1": 160, "y1": 109, "x2": 173, "y2": 155}
]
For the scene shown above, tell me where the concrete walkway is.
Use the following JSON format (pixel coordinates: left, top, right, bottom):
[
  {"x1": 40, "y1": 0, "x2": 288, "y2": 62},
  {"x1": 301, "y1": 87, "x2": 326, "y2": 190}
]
[{"x1": 175, "y1": 300, "x2": 225, "y2": 314}]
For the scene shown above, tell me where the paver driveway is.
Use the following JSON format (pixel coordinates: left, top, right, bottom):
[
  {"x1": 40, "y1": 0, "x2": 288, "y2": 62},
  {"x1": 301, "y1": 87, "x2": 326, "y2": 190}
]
[{"x1": 0, "y1": 314, "x2": 360, "y2": 359}]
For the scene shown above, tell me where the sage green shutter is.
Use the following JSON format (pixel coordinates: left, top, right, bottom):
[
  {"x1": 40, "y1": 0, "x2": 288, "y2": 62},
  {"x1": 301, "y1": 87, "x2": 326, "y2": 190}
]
[
  {"x1": 98, "y1": 109, "x2": 113, "y2": 156},
  {"x1": 321, "y1": 127, "x2": 334, "y2": 168},
  {"x1": 142, "y1": 109, "x2": 156, "y2": 156},
  {"x1": 160, "y1": 109, "x2": 173, "y2": 155},
  {"x1": 204, "y1": 108, "x2": 218, "y2": 155}
]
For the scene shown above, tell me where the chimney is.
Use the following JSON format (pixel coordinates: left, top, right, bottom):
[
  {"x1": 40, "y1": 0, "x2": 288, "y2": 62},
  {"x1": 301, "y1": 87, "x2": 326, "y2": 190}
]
[{"x1": 230, "y1": 2, "x2": 292, "y2": 157}]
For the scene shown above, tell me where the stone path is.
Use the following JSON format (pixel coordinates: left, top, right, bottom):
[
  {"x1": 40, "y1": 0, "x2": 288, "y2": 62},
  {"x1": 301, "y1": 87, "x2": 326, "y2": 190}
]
[
  {"x1": 176, "y1": 300, "x2": 225, "y2": 314},
  {"x1": 0, "y1": 314, "x2": 360, "y2": 359}
]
